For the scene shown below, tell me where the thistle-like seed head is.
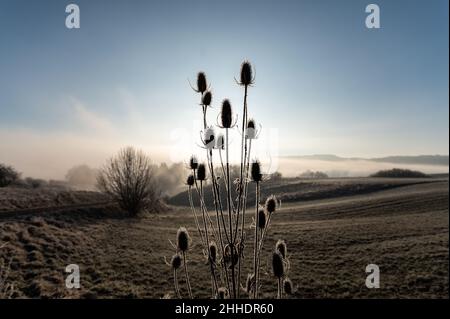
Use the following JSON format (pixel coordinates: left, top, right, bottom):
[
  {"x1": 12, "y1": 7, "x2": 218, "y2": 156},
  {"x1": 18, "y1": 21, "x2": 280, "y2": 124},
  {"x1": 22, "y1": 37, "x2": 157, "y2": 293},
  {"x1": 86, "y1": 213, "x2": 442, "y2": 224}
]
[
  {"x1": 209, "y1": 241, "x2": 217, "y2": 264},
  {"x1": 224, "y1": 244, "x2": 239, "y2": 267},
  {"x1": 275, "y1": 239, "x2": 287, "y2": 259},
  {"x1": 171, "y1": 253, "x2": 182, "y2": 270},
  {"x1": 196, "y1": 72, "x2": 207, "y2": 93},
  {"x1": 251, "y1": 160, "x2": 262, "y2": 182},
  {"x1": 240, "y1": 61, "x2": 254, "y2": 86},
  {"x1": 258, "y1": 209, "x2": 266, "y2": 229},
  {"x1": 246, "y1": 119, "x2": 257, "y2": 139},
  {"x1": 216, "y1": 134, "x2": 225, "y2": 150},
  {"x1": 176, "y1": 227, "x2": 190, "y2": 252},
  {"x1": 186, "y1": 175, "x2": 195, "y2": 187},
  {"x1": 202, "y1": 91, "x2": 212, "y2": 106},
  {"x1": 203, "y1": 127, "x2": 215, "y2": 150},
  {"x1": 283, "y1": 277, "x2": 294, "y2": 295},
  {"x1": 197, "y1": 164, "x2": 206, "y2": 181},
  {"x1": 221, "y1": 99, "x2": 233, "y2": 128},
  {"x1": 217, "y1": 287, "x2": 229, "y2": 299},
  {"x1": 272, "y1": 250, "x2": 285, "y2": 278},
  {"x1": 189, "y1": 155, "x2": 198, "y2": 170},
  {"x1": 265, "y1": 195, "x2": 277, "y2": 214}
]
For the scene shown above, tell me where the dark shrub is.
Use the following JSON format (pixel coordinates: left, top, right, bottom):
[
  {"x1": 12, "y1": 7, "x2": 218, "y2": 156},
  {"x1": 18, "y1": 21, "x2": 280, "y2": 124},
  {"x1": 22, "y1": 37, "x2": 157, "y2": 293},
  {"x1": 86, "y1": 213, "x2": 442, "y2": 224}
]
[
  {"x1": 371, "y1": 168, "x2": 428, "y2": 178},
  {"x1": 0, "y1": 164, "x2": 20, "y2": 187}
]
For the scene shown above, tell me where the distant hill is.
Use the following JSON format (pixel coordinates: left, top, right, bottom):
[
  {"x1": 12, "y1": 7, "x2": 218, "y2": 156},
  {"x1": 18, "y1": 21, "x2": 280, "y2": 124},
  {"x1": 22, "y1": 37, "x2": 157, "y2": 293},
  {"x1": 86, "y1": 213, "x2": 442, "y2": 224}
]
[
  {"x1": 369, "y1": 155, "x2": 449, "y2": 166},
  {"x1": 283, "y1": 154, "x2": 449, "y2": 166}
]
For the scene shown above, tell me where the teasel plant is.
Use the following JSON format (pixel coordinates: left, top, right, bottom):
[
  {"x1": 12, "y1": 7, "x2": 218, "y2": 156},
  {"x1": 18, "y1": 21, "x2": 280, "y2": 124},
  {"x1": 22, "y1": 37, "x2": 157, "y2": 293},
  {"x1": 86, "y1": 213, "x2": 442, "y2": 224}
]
[
  {"x1": 169, "y1": 253, "x2": 182, "y2": 299},
  {"x1": 178, "y1": 227, "x2": 193, "y2": 298},
  {"x1": 169, "y1": 61, "x2": 293, "y2": 299},
  {"x1": 272, "y1": 239, "x2": 291, "y2": 299}
]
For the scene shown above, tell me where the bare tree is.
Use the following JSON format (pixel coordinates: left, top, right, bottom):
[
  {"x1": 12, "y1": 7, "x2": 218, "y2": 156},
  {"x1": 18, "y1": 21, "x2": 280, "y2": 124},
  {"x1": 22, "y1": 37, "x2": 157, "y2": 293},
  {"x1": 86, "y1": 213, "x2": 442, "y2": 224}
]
[{"x1": 97, "y1": 147, "x2": 157, "y2": 216}]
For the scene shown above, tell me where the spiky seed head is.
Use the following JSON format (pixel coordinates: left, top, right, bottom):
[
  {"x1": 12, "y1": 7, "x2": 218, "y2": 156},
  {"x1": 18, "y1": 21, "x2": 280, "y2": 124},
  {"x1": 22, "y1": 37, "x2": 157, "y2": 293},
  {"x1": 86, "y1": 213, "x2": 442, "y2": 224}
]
[
  {"x1": 209, "y1": 241, "x2": 217, "y2": 263},
  {"x1": 272, "y1": 251, "x2": 285, "y2": 278},
  {"x1": 204, "y1": 127, "x2": 215, "y2": 150},
  {"x1": 196, "y1": 163, "x2": 206, "y2": 181},
  {"x1": 196, "y1": 72, "x2": 207, "y2": 93},
  {"x1": 171, "y1": 254, "x2": 182, "y2": 270},
  {"x1": 189, "y1": 155, "x2": 198, "y2": 170},
  {"x1": 251, "y1": 160, "x2": 262, "y2": 182},
  {"x1": 246, "y1": 119, "x2": 257, "y2": 139},
  {"x1": 217, "y1": 287, "x2": 229, "y2": 299},
  {"x1": 216, "y1": 134, "x2": 225, "y2": 150},
  {"x1": 176, "y1": 227, "x2": 190, "y2": 252},
  {"x1": 265, "y1": 195, "x2": 277, "y2": 214},
  {"x1": 258, "y1": 209, "x2": 266, "y2": 229},
  {"x1": 246, "y1": 273, "x2": 255, "y2": 294},
  {"x1": 221, "y1": 99, "x2": 233, "y2": 128},
  {"x1": 283, "y1": 278, "x2": 294, "y2": 295},
  {"x1": 240, "y1": 61, "x2": 253, "y2": 86},
  {"x1": 202, "y1": 91, "x2": 212, "y2": 106},
  {"x1": 186, "y1": 175, "x2": 195, "y2": 187},
  {"x1": 224, "y1": 244, "x2": 238, "y2": 267},
  {"x1": 275, "y1": 239, "x2": 287, "y2": 259}
]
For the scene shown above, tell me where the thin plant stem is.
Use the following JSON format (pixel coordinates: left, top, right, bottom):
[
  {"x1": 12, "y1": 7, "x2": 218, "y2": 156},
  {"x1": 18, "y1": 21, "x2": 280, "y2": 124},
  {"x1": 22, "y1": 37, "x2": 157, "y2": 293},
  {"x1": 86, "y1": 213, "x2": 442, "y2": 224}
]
[
  {"x1": 207, "y1": 151, "x2": 230, "y2": 291},
  {"x1": 193, "y1": 176, "x2": 219, "y2": 243},
  {"x1": 182, "y1": 251, "x2": 193, "y2": 299},
  {"x1": 253, "y1": 181, "x2": 260, "y2": 299},
  {"x1": 236, "y1": 138, "x2": 252, "y2": 297},
  {"x1": 174, "y1": 269, "x2": 181, "y2": 299},
  {"x1": 226, "y1": 128, "x2": 237, "y2": 298},
  {"x1": 277, "y1": 277, "x2": 282, "y2": 299},
  {"x1": 235, "y1": 84, "x2": 248, "y2": 298},
  {"x1": 188, "y1": 187, "x2": 206, "y2": 248}
]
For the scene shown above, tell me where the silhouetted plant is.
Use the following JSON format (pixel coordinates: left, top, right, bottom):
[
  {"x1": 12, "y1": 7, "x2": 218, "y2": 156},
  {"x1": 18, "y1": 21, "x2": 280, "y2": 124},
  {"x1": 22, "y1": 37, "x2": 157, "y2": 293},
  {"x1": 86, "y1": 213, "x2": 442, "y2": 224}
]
[{"x1": 169, "y1": 60, "x2": 293, "y2": 299}]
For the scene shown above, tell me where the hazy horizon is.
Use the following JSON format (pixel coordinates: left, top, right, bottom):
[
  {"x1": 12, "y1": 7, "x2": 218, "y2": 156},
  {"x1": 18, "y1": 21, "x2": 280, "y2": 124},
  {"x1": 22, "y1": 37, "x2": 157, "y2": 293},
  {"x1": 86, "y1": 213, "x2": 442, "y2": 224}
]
[{"x1": 1, "y1": 0, "x2": 448, "y2": 180}]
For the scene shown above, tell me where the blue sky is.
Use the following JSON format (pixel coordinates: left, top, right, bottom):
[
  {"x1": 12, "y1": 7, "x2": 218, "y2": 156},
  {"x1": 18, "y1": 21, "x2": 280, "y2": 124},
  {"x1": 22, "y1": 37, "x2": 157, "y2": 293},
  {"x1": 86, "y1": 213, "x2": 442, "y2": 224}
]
[{"x1": 0, "y1": 0, "x2": 448, "y2": 178}]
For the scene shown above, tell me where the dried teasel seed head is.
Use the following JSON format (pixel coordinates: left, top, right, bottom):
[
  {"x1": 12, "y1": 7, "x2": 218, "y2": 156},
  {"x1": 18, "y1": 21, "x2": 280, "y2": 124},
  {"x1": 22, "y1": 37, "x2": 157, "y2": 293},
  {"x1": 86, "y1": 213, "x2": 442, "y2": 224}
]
[
  {"x1": 186, "y1": 175, "x2": 195, "y2": 187},
  {"x1": 246, "y1": 273, "x2": 255, "y2": 294},
  {"x1": 272, "y1": 250, "x2": 285, "y2": 278},
  {"x1": 258, "y1": 209, "x2": 266, "y2": 229},
  {"x1": 171, "y1": 253, "x2": 182, "y2": 270},
  {"x1": 224, "y1": 244, "x2": 239, "y2": 267},
  {"x1": 251, "y1": 160, "x2": 262, "y2": 182},
  {"x1": 265, "y1": 195, "x2": 277, "y2": 214},
  {"x1": 216, "y1": 134, "x2": 225, "y2": 150},
  {"x1": 209, "y1": 241, "x2": 217, "y2": 264},
  {"x1": 283, "y1": 277, "x2": 294, "y2": 295},
  {"x1": 196, "y1": 72, "x2": 207, "y2": 93},
  {"x1": 221, "y1": 99, "x2": 233, "y2": 128},
  {"x1": 189, "y1": 155, "x2": 198, "y2": 170},
  {"x1": 240, "y1": 61, "x2": 254, "y2": 86},
  {"x1": 275, "y1": 239, "x2": 287, "y2": 259},
  {"x1": 202, "y1": 91, "x2": 212, "y2": 106},
  {"x1": 216, "y1": 287, "x2": 229, "y2": 299},
  {"x1": 203, "y1": 127, "x2": 215, "y2": 150},
  {"x1": 197, "y1": 164, "x2": 206, "y2": 181},
  {"x1": 176, "y1": 227, "x2": 190, "y2": 252},
  {"x1": 246, "y1": 119, "x2": 257, "y2": 139}
]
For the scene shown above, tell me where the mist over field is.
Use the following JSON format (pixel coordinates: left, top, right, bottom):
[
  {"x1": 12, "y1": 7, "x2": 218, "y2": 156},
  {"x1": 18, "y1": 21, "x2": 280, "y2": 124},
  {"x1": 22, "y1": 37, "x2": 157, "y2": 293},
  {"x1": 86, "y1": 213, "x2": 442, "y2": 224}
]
[{"x1": 278, "y1": 156, "x2": 449, "y2": 178}]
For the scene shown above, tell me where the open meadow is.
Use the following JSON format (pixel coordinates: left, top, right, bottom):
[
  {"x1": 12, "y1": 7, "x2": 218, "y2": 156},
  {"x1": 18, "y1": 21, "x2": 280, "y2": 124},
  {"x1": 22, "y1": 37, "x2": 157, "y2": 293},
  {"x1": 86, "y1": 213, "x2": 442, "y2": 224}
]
[{"x1": 0, "y1": 177, "x2": 448, "y2": 298}]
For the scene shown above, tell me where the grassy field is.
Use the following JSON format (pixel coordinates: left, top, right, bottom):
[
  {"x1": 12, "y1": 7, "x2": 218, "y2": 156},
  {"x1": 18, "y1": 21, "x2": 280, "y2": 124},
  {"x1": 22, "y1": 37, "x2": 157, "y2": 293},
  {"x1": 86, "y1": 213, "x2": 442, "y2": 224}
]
[{"x1": 0, "y1": 177, "x2": 448, "y2": 298}]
